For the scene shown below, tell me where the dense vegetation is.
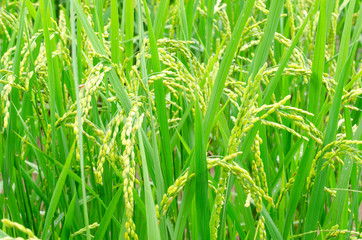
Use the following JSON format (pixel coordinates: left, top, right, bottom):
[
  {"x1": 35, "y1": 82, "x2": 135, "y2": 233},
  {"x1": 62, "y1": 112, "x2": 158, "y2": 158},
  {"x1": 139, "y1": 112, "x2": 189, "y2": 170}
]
[{"x1": 0, "y1": 0, "x2": 362, "y2": 239}]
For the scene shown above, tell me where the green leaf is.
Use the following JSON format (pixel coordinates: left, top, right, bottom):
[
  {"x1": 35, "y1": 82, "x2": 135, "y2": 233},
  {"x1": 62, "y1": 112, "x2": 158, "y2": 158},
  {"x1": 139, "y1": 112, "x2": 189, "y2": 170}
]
[
  {"x1": 60, "y1": 194, "x2": 77, "y2": 240},
  {"x1": 194, "y1": 93, "x2": 210, "y2": 240},
  {"x1": 71, "y1": 0, "x2": 132, "y2": 112},
  {"x1": 41, "y1": 141, "x2": 75, "y2": 240},
  {"x1": 138, "y1": 129, "x2": 161, "y2": 240},
  {"x1": 94, "y1": 187, "x2": 124, "y2": 240},
  {"x1": 203, "y1": 0, "x2": 255, "y2": 140},
  {"x1": 142, "y1": 0, "x2": 174, "y2": 188}
]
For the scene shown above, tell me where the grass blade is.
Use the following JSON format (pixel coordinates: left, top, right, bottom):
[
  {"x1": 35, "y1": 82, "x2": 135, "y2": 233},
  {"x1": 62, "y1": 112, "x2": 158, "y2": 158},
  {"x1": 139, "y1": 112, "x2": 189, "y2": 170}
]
[
  {"x1": 142, "y1": 0, "x2": 174, "y2": 188},
  {"x1": 194, "y1": 93, "x2": 210, "y2": 239},
  {"x1": 70, "y1": 1, "x2": 90, "y2": 238},
  {"x1": 138, "y1": 128, "x2": 161, "y2": 240},
  {"x1": 203, "y1": 0, "x2": 255, "y2": 139},
  {"x1": 94, "y1": 187, "x2": 123, "y2": 240},
  {"x1": 71, "y1": 0, "x2": 132, "y2": 112},
  {"x1": 41, "y1": 141, "x2": 75, "y2": 240},
  {"x1": 282, "y1": 0, "x2": 334, "y2": 236},
  {"x1": 125, "y1": 0, "x2": 134, "y2": 74},
  {"x1": 60, "y1": 194, "x2": 77, "y2": 240}
]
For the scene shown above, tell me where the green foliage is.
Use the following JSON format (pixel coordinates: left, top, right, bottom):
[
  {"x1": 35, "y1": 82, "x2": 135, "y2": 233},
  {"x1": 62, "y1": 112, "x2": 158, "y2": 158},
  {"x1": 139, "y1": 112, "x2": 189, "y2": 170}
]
[{"x1": 0, "y1": 0, "x2": 362, "y2": 239}]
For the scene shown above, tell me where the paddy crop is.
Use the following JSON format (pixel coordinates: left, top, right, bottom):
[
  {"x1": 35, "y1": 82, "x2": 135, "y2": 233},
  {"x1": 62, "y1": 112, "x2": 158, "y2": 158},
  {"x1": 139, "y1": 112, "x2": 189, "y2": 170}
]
[{"x1": 0, "y1": 0, "x2": 361, "y2": 239}]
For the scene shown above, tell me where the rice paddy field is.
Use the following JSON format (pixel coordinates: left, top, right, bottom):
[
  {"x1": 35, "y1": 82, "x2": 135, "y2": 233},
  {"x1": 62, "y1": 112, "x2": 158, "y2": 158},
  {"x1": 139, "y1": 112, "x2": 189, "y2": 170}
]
[{"x1": 1, "y1": 0, "x2": 362, "y2": 239}]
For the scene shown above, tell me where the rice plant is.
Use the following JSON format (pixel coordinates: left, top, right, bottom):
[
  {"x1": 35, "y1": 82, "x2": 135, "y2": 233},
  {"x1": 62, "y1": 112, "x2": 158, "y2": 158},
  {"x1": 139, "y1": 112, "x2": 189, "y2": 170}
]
[{"x1": 0, "y1": 0, "x2": 362, "y2": 239}]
